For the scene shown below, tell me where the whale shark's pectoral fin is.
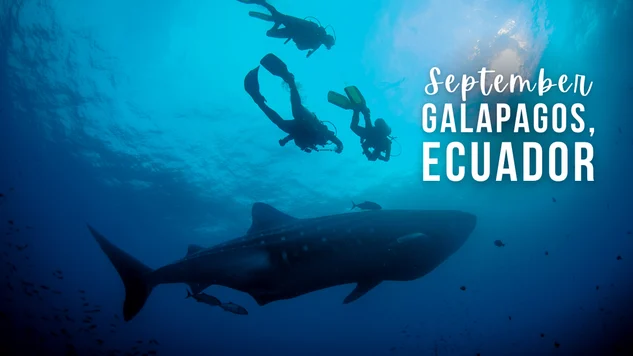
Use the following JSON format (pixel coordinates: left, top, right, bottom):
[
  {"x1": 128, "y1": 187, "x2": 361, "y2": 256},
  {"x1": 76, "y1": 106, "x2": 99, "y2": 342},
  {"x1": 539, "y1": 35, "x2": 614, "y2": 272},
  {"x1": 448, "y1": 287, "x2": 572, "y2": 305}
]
[
  {"x1": 187, "y1": 283, "x2": 211, "y2": 295},
  {"x1": 343, "y1": 280, "x2": 382, "y2": 304}
]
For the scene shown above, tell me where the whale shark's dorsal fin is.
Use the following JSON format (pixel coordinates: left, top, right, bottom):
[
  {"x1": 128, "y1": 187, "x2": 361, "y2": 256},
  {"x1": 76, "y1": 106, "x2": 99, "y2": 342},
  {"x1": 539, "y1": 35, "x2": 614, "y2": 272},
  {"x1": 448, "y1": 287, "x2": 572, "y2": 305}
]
[
  {"x1": 248, "y1": 202, "x2": 298, "y2": 234},
  {"x1": 186, "y1": 244, "x2": 205, "y2": 256}
]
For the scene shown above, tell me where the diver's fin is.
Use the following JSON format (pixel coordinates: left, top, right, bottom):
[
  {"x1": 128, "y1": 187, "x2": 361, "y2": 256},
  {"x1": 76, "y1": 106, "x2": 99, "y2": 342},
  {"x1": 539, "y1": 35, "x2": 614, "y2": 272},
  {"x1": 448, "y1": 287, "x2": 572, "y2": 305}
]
[
  {"x1": 343, "y1": 280, "x2": 381, "y2": 304},
  {"x1": 328, "y1": 91, "x2": 353, "y2": 110},
  {"x1": 244, "y1": 66, "x2": 266, "y2": 103},
  {"x1": 344, "y1": 86, "x2": 366, "y2": 108},
  {"x1": 249, "y1": 11, "x2": 274, "y2": 22},
  {"x1": 87, "y1": 225, "x2": 154, "y2": 322},
  {"x1": 247, "y1": 202, "x2": 298, "y2": 235},
  {"x1": 260, "y1": 53, "x2": 291, "y2": 81}
]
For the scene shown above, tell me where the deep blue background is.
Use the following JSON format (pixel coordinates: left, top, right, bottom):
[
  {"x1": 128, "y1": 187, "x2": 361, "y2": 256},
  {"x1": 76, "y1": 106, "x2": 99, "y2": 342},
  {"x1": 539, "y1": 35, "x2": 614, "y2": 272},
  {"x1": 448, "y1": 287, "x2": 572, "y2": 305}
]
[{"x1": 1, "y1": 0, "x2": 632, "y2": 355}]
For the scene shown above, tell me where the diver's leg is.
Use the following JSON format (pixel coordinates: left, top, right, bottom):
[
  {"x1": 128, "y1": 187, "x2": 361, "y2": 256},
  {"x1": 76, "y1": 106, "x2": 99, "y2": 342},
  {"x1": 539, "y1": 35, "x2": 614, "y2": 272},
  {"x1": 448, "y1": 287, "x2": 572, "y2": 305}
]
[
  {"x1": 258, "y1": 1, "x2": 282, "y2": 18},
  {"x1": 253, "y1": 101, "x2": 293, "y2": 134},
  {"x1": 287, "y1": 76, "x2": 311, "y2": 120},
  {"x1": 350, "y1": 111, "x2": 367, "y2": 138}
]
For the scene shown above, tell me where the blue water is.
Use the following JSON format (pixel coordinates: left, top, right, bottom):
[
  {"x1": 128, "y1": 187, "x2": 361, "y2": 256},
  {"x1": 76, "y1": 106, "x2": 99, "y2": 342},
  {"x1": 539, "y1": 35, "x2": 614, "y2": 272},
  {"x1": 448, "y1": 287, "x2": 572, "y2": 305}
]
[{"x1": 1, "y1": 0, "x2": 632, "y2": 355}]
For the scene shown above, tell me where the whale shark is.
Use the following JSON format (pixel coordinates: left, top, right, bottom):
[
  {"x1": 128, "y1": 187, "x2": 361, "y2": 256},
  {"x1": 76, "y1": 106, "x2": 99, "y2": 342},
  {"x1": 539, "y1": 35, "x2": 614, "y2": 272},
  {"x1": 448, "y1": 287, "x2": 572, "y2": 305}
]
[{"x1": 87, "y1": 203, "x2": 476, "y2": 321}]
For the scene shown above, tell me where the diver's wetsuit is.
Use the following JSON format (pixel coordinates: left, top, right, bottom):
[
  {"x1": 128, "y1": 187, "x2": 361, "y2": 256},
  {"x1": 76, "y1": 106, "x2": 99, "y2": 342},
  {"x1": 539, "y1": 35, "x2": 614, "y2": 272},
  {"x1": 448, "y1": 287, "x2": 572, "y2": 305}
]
[
  {"x1": 241, "y1": 0, "x2": 331, "y2": 57},
  {"x1": 244, "y1": 67, "x2": 343, "y2": 153},
  {"x1": 350, "y1": 110, "x2": 391, "y2": 161}
]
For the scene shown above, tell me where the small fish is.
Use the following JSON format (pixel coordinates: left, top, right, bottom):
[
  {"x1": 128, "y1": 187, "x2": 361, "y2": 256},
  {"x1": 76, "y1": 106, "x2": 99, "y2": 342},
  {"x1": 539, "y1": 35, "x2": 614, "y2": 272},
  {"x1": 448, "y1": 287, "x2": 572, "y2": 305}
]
[
  {"x1": 148, "y1": 339, "x2": 159, "y2": 345},
  {"x1": 508, "y1": 316, "x2": 512, "y2": 321},
  {"x1": 596, "y1": 285, "x2": 600, "y2": 290},
  {"x1": 85, "y1": 309, "x2": 101, "y2": 313},
  {"x1": 617, "y1": 255, "x2": 622, "y2": 261},
  {"x1": 7, "y1": 220, "x2": 13, "y2": 225},
  {"x1": 16, "y1": 244, "x2": 28, "y2": 251},
  {"x1": 78, "y1": 289, "x2": 85, "y2": 294},
  {"x1": 65, "y1": 315, "x2": 75, "y2": 322},
  {"x1": 494, "y1": 240, "x2": 505, "y2": 247},
  {"x1": 219, "y1": 302, "x2": 248, "y2": 315},
  {"x1": 186, "y1": 289, "x2": 221, "y2": 306},
  {"x1": 554, "y1": 341, "x2": 560, "y2": 348},
  {"x1": 552, "y1": 197, "x2": 557, "y2": 203},
  {"x1": 540, "y1": 333, "x2": 545, "y2": 338},
  {"x1": 351, "y1": 201, "x2": 382, "y2": 211},
  {"x1": 545, "y1": 251, "x2": 549, "y2": 256},
  {"x1": 459, "y1": 286, "x2": 466, "y2": 291},
  {"x1": 40, "y1": 285, "x2": 50, "y2": 290}
]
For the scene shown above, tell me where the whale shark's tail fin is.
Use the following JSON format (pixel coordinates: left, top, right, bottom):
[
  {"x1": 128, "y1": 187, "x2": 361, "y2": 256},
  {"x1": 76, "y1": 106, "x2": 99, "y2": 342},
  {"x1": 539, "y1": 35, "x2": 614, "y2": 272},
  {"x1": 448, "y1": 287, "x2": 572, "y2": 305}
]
[
  {"x1": 350, "y1": 201, "x2": 357, "y2": 210},
  {"x1": 87, "y1": 225, "x2": 154, "y2": 322}
]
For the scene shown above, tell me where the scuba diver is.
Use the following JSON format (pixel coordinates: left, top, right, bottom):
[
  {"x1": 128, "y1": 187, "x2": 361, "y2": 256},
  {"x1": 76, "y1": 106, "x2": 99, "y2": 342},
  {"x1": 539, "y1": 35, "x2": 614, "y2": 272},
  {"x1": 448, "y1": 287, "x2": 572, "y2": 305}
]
[
  {"x1": 328, "y1": 87, "x2": 392, "y2": 162},
  {"x1": 237, "y1": 0, "x2": 336, "y2": 58},
  {"x1": 244, "y1": 53, "x2": 343, "y2": 154},
  {"x1": 351, "y1": 107, "x2": 392, "y2": 161}
]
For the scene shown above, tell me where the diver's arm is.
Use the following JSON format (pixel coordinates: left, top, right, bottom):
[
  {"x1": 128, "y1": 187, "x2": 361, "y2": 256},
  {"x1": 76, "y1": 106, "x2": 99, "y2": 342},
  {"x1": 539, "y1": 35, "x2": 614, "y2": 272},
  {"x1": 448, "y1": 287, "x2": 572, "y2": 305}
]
[
  {"x1": 306, "y1": 44, "x2": 322, "y2": 58},
  {"x1": 327, "y1": 132, "x2": 344, "y2": 153},
  {"x1": 279, "y1": 134, "x2": 294, "y2": 146},
  {"x1": 379, "y1": 143, "x2": 392, "y2": 161}
]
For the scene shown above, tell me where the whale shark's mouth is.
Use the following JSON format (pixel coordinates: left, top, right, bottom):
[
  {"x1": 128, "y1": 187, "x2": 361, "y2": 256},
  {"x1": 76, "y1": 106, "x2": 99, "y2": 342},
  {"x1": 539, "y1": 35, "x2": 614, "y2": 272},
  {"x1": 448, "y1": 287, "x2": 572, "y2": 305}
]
[{"x1": 396, "y1": 232, "x2": 428, "y2": 244}]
